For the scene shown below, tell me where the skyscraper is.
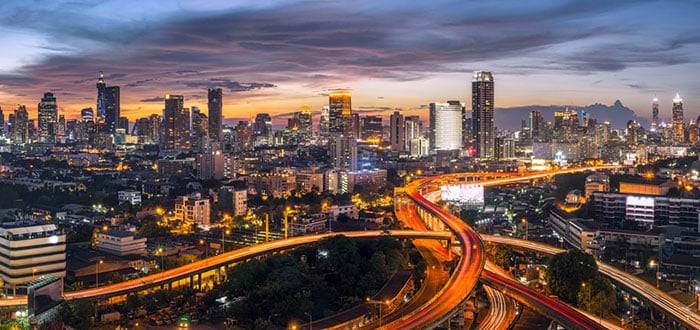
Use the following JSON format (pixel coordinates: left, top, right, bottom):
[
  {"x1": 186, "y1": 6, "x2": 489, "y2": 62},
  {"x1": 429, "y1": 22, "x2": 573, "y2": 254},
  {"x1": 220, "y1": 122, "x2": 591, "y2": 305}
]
[
  {"x1": 652, "y1": 96, "x2": 659, "y2": 130},
  {"x1": 404, "y1": 115, "x2": 422, "y2": 151},
  {"x1": 293, "y1": 105, "x2": 313, "y2": 144},
  {"x1": 0, "y1": 106, "x2": 4, "y2": 137},
  {"x1": 361, "y1": 115, "x2": 383, "y2": 141},
  {"x1": 191, "y1": 107, "x2": 209, "y2": 151},
  {"x1": 472, "y1": 71, "x2": 495, "y2": 158},
  {"x1": 529, "y1": 110, "x2": 544, "y2": 141},
  {"x1": 672, "y1": 93, "x2": 684, "y2": 144},
  {"x1": 208, "y1": 88, "x2": 223, "y2": 142},
  {"x1": 105, "y1": 86, "x2": 120, "y2": 133},
  {"x1": 253, "y1": 113, "x2": 273, "y2": 146},
  {"x1": 430, "y1": 101, "x2": 463, "y2": 153},
  {"x1": 319, "y1": 106, "x2": 330, "y2": 138},
  {"x1": 12, "y1": 105, "x2": 29, "y2": 144},
  {"x1": 390, "y1": 111, "x2": 405, "y2": 151},
  {"x1": 96, "y1": 72, "x2": 107, "y2": 127},
  {"x1": 161, "y1": 94, "x2": 190, "y2": 151},
  {"x1": 328, "y1": 90, "x2": 352, "y2": 137},
  {"x1": 37, "y1": 92, "x2": 58, "y2": 143}
]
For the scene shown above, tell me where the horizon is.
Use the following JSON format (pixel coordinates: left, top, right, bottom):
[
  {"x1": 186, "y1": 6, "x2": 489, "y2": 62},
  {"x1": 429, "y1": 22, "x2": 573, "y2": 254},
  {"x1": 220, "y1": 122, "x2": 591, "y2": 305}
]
[{"x1": 0, "y1": 1, "x2": 698, "y2": 126}]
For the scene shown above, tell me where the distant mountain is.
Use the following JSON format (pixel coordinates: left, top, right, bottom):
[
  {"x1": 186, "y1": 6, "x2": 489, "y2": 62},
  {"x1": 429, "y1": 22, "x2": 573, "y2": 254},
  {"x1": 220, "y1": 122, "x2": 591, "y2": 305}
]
[{"x1": 494, "y1": 100, "x2": 648, "y2": 131}]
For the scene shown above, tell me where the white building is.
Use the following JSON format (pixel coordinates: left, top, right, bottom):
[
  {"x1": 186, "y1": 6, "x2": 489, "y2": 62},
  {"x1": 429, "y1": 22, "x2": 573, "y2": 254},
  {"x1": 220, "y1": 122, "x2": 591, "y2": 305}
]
[
  {"x1": 326, "y1": 204, "x2": 358, "y2": 221},
  {"x1": 429, "y1": 101, "x2": 463, "y2": 153},
  {"x1": 175, "y1": 193, "x2": 211, "y2": 226},
  {"x1": 97, "y1": 230, "x2": 147, "y2": 256},
  {"x1": 118, "y1": 190, "x2": 142, "y2": 206},
  {"x1": 232, "y1": 189, "x2": 247, "y2": 217},
  {"x1": 291, "y1": 213, "x2": 328, "y2": 235},
  {"x1": 0, "y1": 222, "x2": 66, "y2": 295}
]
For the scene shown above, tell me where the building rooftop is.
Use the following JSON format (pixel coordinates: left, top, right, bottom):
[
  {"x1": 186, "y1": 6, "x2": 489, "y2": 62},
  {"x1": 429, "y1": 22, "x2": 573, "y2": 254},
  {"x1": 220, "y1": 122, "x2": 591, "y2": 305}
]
[{"x1": 101, "y1": 230, "x2": 136, "y2": 238}]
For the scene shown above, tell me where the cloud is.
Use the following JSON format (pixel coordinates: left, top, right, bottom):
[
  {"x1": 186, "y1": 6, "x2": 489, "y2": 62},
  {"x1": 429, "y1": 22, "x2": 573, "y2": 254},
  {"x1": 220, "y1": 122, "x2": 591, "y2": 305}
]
[
  {"x1": 140, "y1": 96, "x2": 165, "y2": 102},
  {"x1": 183, "y1": 78, "x2": 277, "y2": 92}
]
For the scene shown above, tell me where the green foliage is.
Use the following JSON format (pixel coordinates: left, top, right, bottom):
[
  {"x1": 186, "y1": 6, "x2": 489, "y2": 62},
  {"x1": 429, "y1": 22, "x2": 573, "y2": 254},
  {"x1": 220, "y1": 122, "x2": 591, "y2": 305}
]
[
  {"x1": 66, "y1": 223, "x2": 95, "y2": 243},
  {"x1": 489, "y1": 245, "x2": 513, "y2": 270},
  {"x1": 57, "y1": 300, "x2": 95, "y2": 330},
  {"x1": 577, "y1": 276, "x2": 616, "y2": 318},
  {"x1": 545, "y1": 250, "x2": 598, "y2": 303},
  {"x1": 138, "y1": 218, "x2": 170, "y2": 238}
]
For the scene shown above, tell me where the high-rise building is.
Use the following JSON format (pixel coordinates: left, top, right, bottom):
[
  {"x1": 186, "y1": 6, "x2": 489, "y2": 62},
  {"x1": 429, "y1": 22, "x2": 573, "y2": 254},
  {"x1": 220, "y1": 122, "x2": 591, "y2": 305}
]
[
  {"x1": 208, "y1": 88, "x2": 223, "y2": 142},
  {"x1": 234, "y1": 121, "x2": 252, "y2": 152},
  {"x1": 57, "y1": 115, "x2": 65, "y2": 137},
  {"x1": 11, "y1": 105, "x2": 28, "y2": 144},
  {"x1": 651, "y1": 96, "x2": 659, "y2": 130},
  {"x1": 429, "y1": 101, "x2": 463, "y2": 153},
  {"x1": 117, "y1": 116, "x2": 129, "y2": 132},
  {"x1": 161, "y1": 94, "x2": 190, "y2": 151},
  {"x1": 529, "y1": 110, "x2": 544, "y2": 141},
  {"x1": 328, "y1": 90, "x2": 352, "y2": 137},
  {"x1": 37, "y1": 92, "x2": 58, "y2": 143},
  {"x1": 191, "y1": 107, "x2": 209, "y2": 151},
  {"x1": 0, "y1": 106, "x2": 4, "y2": 137},
  {"x1": 361, "y1": 115, "x2": 383, "y2": 141},
  {"x1": 105, "y1": 86, "x2": 120, "y2": 133},
  {"x1": 672, "y1": 93, "x2": 684, "y2": 144},
  {"x1": 472, "y1": 71, "x2": 495, "y2": 158},
  {"x1": 96, "y1": 72, "x2": 107, "y2": 128},
  {"x1": 404, "y1": 115, "x2": 422, "y2": 151},
  {"x1": 293, "y1": 105, "x2": 313, "y2": 144},
  {"x1": 253, "y1": 113, "x2": 273, "y2": 146},
  {"x1": 319, "y1": 106, "x2": 330, "y2": 138},
  {"x1": 390, "y1": 111, "x2": 405, "y2": 151}
]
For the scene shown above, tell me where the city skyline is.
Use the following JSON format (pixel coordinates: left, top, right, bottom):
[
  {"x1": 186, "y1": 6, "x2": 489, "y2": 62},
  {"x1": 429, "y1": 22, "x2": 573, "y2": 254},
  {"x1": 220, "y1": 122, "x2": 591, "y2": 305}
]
[{"x1": 0, "y1": 1, "x2": 699, "y2": 124}]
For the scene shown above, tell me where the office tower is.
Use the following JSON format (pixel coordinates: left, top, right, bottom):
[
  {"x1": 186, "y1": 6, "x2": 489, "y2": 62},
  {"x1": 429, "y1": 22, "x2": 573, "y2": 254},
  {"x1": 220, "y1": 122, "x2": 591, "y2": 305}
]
[
  {"x1": 553, "y1": 111, "x2": 564, "y2": 130},
  {"x1": 208, "y1": 88, "x2": 223, "y2": 141},
  {"x1": 96, "y1": 72, "x2": 107, "y2": 127},
  {"x1": 105, "y1": 86, "x2": 120, "y2": 133},
  {"x1": 294, "y1": 104, "x2": 313, "y2": 144},
  {"x1": 12, "y1": 105, "x2": 29, "y2": 144},
  {"x1": 330, "y1": 137, "x2": 357, "y2": 171},
  {"x1": 404, "y1": 115, "x2": 422, "y2": 150},
  {"x1": 253, "y1": 113, "x2": 273, "y2": 146},
  {"x1": 117, "y1": 116, "x2": 129, "y2": 131},
  {"x1": 319, "y1": 106, "x2": 330, "y2": 138},
  {"x1": 80, "y1": 108, "x2": 95, "y2": 142},
  {"x1": 652, "y1": 97, "x2": 659, "y2": 130},
  {"x1": 390, "y1": 111, "x2": 405, "y2": 151},
  {"x1": 57, "y1": 115, "x2": 65, "y2": 137},
  {"x1": 328, "y1": 90, "x2": 352, "y2": 137},
  {"x1": 191, "y1": 106, "x2": 209, "y2": 151},
  {"x1": 0, "y1": 106, "x2": 4, "y2": 137},
  {"x1": 529, "y1": 110, "x2": 544, "y2": 141},
  {"x1": 234, "y1": 121, "x2": 252, "y2": 152},
  {"x1": 37, "y1": 92, "x2": 58, "y2": 143},
  {"x1": 429, "y1": 101, "x2": 463, "y2": 153},
  {"x1": 472, "y1": 71, "x2": 495, "y2": 158},
  {"x1": 672, "y1": 93, "x2": 684, "y2": 144},
  {"x1": 161, "y1": 94, "x2": 190, "y2": 151},
  {"x1": 361, "y1": 115, "x2": 383, "y2": 141}
]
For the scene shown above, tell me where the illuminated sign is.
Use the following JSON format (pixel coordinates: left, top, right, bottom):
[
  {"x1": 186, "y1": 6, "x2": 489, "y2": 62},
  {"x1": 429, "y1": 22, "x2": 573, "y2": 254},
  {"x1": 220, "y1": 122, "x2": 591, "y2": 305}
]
[
  {"x1": 626, "y1": 196, "x2": 654, "y2": 208},
  {"x1": 441, "y1": 184, "x2": 484, "y2": 205}
]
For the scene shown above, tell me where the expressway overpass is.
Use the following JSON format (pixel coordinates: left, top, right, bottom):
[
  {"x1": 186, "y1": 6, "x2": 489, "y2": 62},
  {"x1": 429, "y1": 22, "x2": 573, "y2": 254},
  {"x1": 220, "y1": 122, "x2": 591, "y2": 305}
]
[
  {"x1": 0, "y1": 230, "x2": 451, "y2": 309},
  {"x1": 482, "y1": 234, "x2": 700, "y2": 330}
]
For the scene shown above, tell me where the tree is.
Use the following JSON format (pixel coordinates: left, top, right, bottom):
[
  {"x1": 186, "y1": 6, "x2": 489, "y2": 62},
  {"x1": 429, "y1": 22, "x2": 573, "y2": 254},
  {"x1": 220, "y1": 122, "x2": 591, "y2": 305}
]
[
  {"x1": 577, "y1": 276, "x2": 616, "y2": 319},
  {"x1": 57, "y1": 300, "x2": 95, "y2": 330},
  {"x1": 490, "y1": 245, "x2": 513, "y2": 270},
  {"x1": 545, "y1": 250, "x2": 598, "y2": 303}
]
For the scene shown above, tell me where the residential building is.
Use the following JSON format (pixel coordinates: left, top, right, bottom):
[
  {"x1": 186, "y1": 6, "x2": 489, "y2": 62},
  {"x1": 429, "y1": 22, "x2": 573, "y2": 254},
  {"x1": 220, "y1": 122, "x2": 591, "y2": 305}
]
[
  {"x1": 97, "y1": 230, "x2": 147, "y2": 256},
  {"x1": 175, "y1": 193, "x2": 211, "y2": 226},
  {"x1": 118, "y1": 190, "x2": 142, "y2": 206},
  {"x1": 208, "y1": 88, "x2": 223, "y2": 142},
  {"x1": 472, "y1": 71, "x2": 495, "y2": 158}
]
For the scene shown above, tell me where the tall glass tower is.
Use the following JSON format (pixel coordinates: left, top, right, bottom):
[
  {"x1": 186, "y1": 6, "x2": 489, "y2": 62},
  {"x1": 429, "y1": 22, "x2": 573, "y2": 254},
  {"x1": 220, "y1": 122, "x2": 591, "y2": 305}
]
[
  {"x1": 672, "y1": 93, "x2": 683, "y2": 144},
  {"x1": 472, "y1": 71, "x2": 495, "y2": 158}
]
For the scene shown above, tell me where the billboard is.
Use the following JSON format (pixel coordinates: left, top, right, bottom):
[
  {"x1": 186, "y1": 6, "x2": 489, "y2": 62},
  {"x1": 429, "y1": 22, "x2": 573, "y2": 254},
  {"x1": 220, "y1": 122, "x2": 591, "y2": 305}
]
[
  {"x1": 28, "y1": 277, "x2": 63, "y2": 317},
  {"x1": 441, "y1": 184, "x2": 484, "y2": 205}
]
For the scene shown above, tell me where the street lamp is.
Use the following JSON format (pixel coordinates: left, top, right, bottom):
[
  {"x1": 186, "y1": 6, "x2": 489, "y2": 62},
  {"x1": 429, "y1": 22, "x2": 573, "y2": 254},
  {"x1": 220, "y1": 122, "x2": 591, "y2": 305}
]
[
  {"x1": 95, "y1": 259, "x2": 104, "y2": 288},
  {"x1": 221, "y1": 229, "x2": 230, "y2": 253},
  {"x1": 157, "y1": 247, "x2": 164, "y2": 271},
  {"x1": 521, "y1": 218, "x2": 528, "y2": 240},
  {"x1": 304, "y1": 312, "x2": 312, "y2": 330},
  {"x1": 649, "y1": 259, "x2": 660, "y2": 288}
]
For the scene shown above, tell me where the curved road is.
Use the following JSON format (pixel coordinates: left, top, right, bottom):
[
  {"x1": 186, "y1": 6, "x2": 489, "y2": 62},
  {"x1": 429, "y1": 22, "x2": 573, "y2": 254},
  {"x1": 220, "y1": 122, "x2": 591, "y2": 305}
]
[{"x1": 482, "y1": 234, "x2": 700, "y2": 329}]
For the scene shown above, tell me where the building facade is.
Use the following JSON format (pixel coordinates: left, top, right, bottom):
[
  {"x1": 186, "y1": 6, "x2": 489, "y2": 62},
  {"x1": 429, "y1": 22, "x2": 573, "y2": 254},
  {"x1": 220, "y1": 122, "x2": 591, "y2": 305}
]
[
  {"x1": 472, "y1": 71, "x2": 495, "y2": 158},
  {"x1": 429, "y1": 101, "x2": 463, "y2": 153}
]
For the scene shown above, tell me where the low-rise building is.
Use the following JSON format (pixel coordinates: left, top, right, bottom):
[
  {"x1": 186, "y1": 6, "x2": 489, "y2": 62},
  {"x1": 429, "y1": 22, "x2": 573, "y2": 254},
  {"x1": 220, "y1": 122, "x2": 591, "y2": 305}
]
[
  {"x1": 118, "y1": 190, "x2": 142, "y2": 206},
  {"x1": 175, "y1": 193, "x2": 211, "y2": 226},
  {"x1": 290, "y1": 213, "x2": 328, "y2": 235},
  {"x1": 97, "y1": 230, "x2": 147, "y2": 256},
  {"x1": 326, "y1": 204, "x2": 358, "y2": 221},
  {"x1": 591, "y1": 191, "x2": 700, "y2": 231}
]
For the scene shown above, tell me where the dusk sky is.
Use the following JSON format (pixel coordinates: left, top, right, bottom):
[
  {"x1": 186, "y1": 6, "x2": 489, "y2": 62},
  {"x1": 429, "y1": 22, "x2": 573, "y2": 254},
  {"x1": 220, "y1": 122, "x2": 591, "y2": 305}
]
[{"x1": 0, "y1": 0, "x2": 698, "y2": 126}]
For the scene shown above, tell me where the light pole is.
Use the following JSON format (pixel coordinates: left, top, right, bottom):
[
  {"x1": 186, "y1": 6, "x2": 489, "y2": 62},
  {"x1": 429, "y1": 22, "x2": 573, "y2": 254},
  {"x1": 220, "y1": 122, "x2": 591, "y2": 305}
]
[
  {"x1": 649, "y1": 259, "x2": 660, "y2": 288},
  {"x1": 221, "y1": 229, "x2": 230, "y2": 253},
  {"x1": 95, "y1": 259, "x2": 104, "y2": 288},
  {"x1": 304, "y1": 312, "x2": 312, "y2": 330},
  {"x1": 522, "y1": 218, "x2": 528, "y2": 240},
  {"x1": 157, "y1": 247, "x2": 164, "y2": 271}
]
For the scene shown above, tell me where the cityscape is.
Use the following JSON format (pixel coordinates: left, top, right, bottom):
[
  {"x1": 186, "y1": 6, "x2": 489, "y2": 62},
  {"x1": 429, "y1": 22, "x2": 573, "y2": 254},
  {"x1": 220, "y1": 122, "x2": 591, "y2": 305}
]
[{"x1": 0, "y1": 1, "x2": 699, "y2": 330}]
